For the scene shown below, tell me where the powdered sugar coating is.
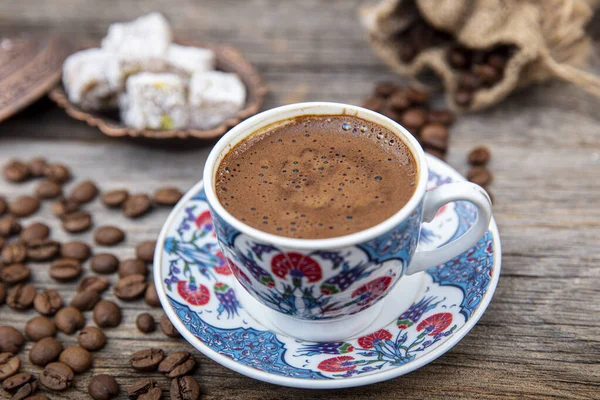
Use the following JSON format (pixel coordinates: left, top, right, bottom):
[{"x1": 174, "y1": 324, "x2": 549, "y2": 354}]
[{"x1": 189, "y1": 71, "x2": 246, "y2": 129}]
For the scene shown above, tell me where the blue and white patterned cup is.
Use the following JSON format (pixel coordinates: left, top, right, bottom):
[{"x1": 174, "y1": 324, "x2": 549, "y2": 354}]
[{"x1": 203, "y1": 103, "x2": 492, "y2": 341}]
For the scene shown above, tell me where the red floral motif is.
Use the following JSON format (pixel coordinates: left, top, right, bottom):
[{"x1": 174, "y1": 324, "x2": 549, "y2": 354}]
[
  {"x1": 357, "y1": 329, "x2": 393, "y2": 349},
  {"x1": 226, "y1": 258, "x2": 252, "y2": 286},
  {"x1": 317, "y1": 356, "x2": 356, "y2": 372},
  {"x1": 351, "y1": 276, "x2": 393, "y2": 306},
  {"x1": 214, "y1": 251, "x2": 232, "y2": 275},
  {"x1": 195, "y1": 210, "x2": 213, "y2": 230},
  {"x1": 417, "y1": 313, "x2": 453, "y2": 336},
  {"x1": 271, "y1": 252, "x2": 322, "y2": 283},
  {"x1": 177, "y1": 281, "x2": 210, "y2": 306},
  {"x1": 435, "y1": 204, "x2": 448, "y2": 217}
]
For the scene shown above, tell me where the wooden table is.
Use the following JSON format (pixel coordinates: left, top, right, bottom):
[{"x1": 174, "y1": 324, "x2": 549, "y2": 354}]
[{"x1": 1, "y1": 1, "x2": 599, "y2": 399}]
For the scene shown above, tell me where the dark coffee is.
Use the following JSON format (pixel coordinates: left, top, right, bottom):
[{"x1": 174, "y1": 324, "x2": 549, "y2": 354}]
[{"x1": 216, "y1": 115, "x2": 417, "y2": 239}]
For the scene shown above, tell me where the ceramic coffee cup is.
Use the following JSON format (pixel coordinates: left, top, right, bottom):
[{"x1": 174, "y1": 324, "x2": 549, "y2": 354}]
[{"x1": 203, "y1": 102, "x2": 492, "y2": 341}]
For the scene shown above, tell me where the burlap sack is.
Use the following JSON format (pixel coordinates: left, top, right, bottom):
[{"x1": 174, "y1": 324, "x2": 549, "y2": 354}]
[{"x1": 361, "y1": 0, "x2": 600, "y2": 112}]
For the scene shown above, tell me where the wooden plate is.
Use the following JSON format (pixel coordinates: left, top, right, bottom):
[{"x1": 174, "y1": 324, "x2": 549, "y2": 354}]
[
  {"x1": 0, "y1": 36, "x2": 70, "y2": 123},
  {"x1": 49, "y1": 39, "x2": 267, "y2": 139}
]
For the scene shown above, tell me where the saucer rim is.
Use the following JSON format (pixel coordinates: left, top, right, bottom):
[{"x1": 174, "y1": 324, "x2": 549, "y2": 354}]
[{"x1": 153, "y1": 155, "x2": 502, "y2": 389}]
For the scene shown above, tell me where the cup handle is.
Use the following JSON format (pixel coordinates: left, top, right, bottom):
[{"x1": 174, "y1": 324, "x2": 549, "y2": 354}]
[{"x1": 406, "y1": 182, "x2": 493, "y2": 275}]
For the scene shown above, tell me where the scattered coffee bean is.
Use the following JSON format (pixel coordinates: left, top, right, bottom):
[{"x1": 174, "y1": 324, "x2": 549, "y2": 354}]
[
  {"x1": 25, "y1": 316, "x2": 56, "y2": 341},
  {"x1": 119, "y1": 258, "x2": 147, "y2": 278},
  {"x1": 427, "y1": 109, "x2": 455, "y2": 126},
  {"x1": 0, "y1": 326, "x2": 25, "y2": 353},
  {"x1": 127, "y1": 378, "x2": 159, "y2": 399},
  {"x1": 70, "y1": 290, "x2": 101, "y2": 311},
  {"x1": 9, "y1": 195, "x2": 40, "y2": 218},
  {"x1": 373, "y1": 81, "x2": 398, "y2": 98},
  {"x1": 59, "y1": 346, "x2": 92, "y2": 373},
  {"x1": 34, "y1": 289, "x2": 62, "y2": 316},
  {"x1": 3, "y1": 160, "x2": 30, "y2": 182},
  {"x1": 400, "y1": 108, "x2": 427, "y2": 132},
  {"x1": 51, "y1": 198, "x2": 79, "y2": 217},
  {"x1": 19, "y1": 222, "x2": 50, "y2": 244},
  {"x1": 0, "y1": 283, "x2": 5, "y2": 305},
  {"x1": 388, "y1": 91, "x2": 411, "y2": 111},
  {"x1": 35, "y1": 180, "x2": 62, "y2": 199},
  {"x1": 93, "y1": 300, "x2": 121, "y2": 328},
  {"x1": 0, "y1": 263, "x2": 31, "y2": 285},
  {"x1": 154, "y1": 187, "x2": 182, "y2": 206},
  {"x1": 89, "y1": 374, "x2": 120, "y2": 400},
  {"x1": 43, "y1": 163, "x2": 71, "y2": 184},
  {"x1": 468, "y1": 146, "x2": 491, "y2": 166},
  {"x1": 136, "y1": 313, "x2": 156, "y2": 333},
  {"x1": 0, "y1": 196, "x2": 6, "y2": 216},
  {"x1": 0, "y1": 236, "x2": 4, "y2": 250},
  {"x1": 362, "y1": 96, "x2": 385, "y2": 112},
  {"x1": 2, "y1": 372, "x2": 36, "y2": 397},
  {"x1": 123, "y1": 194, "x2": 152, "y2": 218},
  {"x1": 130, "y1": 348, "x2": 164, "y2": 372},
  {"x1": 458, "y1": 71, "x2": 482, "y2": 91},
  {"x1": 160, "y1": 314, "x2": 180, "y2": 338},
  {"x1": 2, "y1": 242, "x2": 27, "y2": 264},
  {"x1": 405, "y1": 86, "x2": 430, "y2": 105},
  {"x1": 158, "y1": 351, "x2": 196, "y2": 378},
  {"x1": 90, "y1": 253, "x2": 119, "y2": 274},
  {"x1": 447, "y1": 46, "x2": 470, "y2": 69},
  {"x1": 0, "y1": 352, "x2": 20, "y2": 380},
  {"x1": 94, "y1": 226, "x2": 125, "y2": 246},
  {"x1": 78, "y1": 326, "x2": 106, "y2": 351},
  {"x1": 136, "y1": 240, "x2": 156, "y2": 263},
  {"x1": 114, "y1": 274, "x2": 147, "y2": 301},
  {"x1": 61, "y1": 210, "x2": 93, "y2": 233},
  {"x1": 0, "y1": 216, "x2": 21, "y2": 237},
  {"x1": 54, "y1": 306, "x2": 85, "y2": 334},
  {"x1": 29, "y1": 337, "x2": 63, "y2": 367},
  {"x1": 49, "y1": 258, "x2": 82, "y2": 282},
  {"x1": 69, "y1": 180, "x2": 99, "y2": 204},
  {"x1": 420, "y1": 123, "x2": 449, "y2": 152},
  {"x1": 27, "y1": 239, "x2": 60, "y2": 262},
  {"x1": 22, "y1": 395, "x2": 49, "y2": 400},
  {"x1": 28, "y1": 157, "x2": 48, "y2": 177},
  {"x1": 170, "y1": 375, "x2": 200, "y2": 400},
  {"x1": 474, "y1": 64, "x2": 500, "y2": 87},
  {"x1": 454, "y1": 89, "x2": 473, "y2": 107},
  {"x1": 144, "y1": 284, "x2": 161, "y2": 308},
  {"x1": 101, "y1": 189, "x2": 129, "y2": 208},
  {"x1": 77, "y1": 276, "x2": 110, "y2": 293},
  {"x1": 40, "y1": 362, "x2": 74, "y2": 391},
  {"x1": 60, "y1": 241, "x2": 91, "y2": 261},
  {"x1": 467, "y1": 166, "x2": 493, "y2": 186},
  {"x1": 7, "y1": 283, "x2": 36, "y2": 310}
]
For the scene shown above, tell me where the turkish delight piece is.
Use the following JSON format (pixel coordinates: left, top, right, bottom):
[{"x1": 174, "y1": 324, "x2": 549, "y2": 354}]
[
  {"x1": 165, "y1": 44, "x2": 216, "y2": 75},
  {"x1": 188, "y1": 71, "x2": 246, "y2": 129},
  {"x1": 120, "y1": 72, "x2": 188, "y2": 130}
]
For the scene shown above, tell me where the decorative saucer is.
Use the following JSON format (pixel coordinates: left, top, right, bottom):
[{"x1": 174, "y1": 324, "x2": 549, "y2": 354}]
[{"x1": 154, "y1": 155, "x2": 501, "y2": 389}]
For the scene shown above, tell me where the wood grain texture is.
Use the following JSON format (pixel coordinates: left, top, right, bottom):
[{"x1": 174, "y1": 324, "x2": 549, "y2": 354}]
[{"x1": 0, "y1": 1, "x2": 599, "y2": 399}]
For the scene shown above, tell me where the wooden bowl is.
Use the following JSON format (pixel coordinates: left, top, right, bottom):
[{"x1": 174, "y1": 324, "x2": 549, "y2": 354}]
[{"x1": 49, "y1": 39, "x2": 267, "y2": 139}]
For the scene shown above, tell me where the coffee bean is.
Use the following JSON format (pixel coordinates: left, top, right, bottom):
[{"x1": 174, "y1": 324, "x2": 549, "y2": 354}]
[
  {"x1": 373, "y1": 81, "x2": 398, "y2": 98},
  {"x1": 398, "y1": 41, "x2": 417, "y2": 63},
  {"x1": 427, "y1": 109, "x2": 455, "y2": 126},
  {"x1": 0, "y1": 326, "x2": 25, "y2": 353},
  {"x1": 130, "y1": 348, "x2": 164, "y2": 372},
  {"x1": 405, "y1": 86, "x2": 430, "y2": 105},
  {"x1": 89, "y1": 374, "x2": 120, "y2": 400},
  {"x1": 2, "y1": 242, "x2": 27, "y2": 264},
  {"x1": 158, "y1": 351, "x2": 195, "y2": 378},
  {"x1": 77, "y1": 276, "x2": 110, "y2": 293},
  {"x1": 23, "y1": 395, "x2": 49, "y2": 400},
  {"x1": 101, "y1": 189, "x2": 129, "y2": 208},
  {"x1": 9, "y1": 196, "x2": 40, "y2": 218},
  {"x1": 487, "y1": 53, "x2": 507, "y2": 70},
  {"x1": 153, "y1": 187, "x2": 182, "y2": 206},
  {"x1": 400, "y1": 108, "x2": 427, "y2": 132},
  {"x1": 0, "y1": 352, "x2": 20, "y2": 380},
  {"x1": 0, "y1": 263, "x2": 31, "y2": 285},
  {"x1": 93, "y1": 300, "x2": 121, "y2": 328},
  {"x1": 447, "y1": 46, "x2": 470, "y2": 69},
  {"x1": 362, "y1": 96, "x2": 385, "y2": 112},
  {"x1": 28, "y1": 157, "x2": 48, "y2": 177},
  {"x1": 70, "y1": 290, "x2": 101, "y2": 311},
  {"x1": 474, "y1": 64, "x2": 500, "y2": 87},
  {"x1": 458, "y1": 72, "x2": 481, "y2": 91},
  {"x1": 25, "y1": 316, "x2": 56, "y2": 341},
  {"x1": 123, "y1": 194, "x2": 152, "y2": 218},
  {"x1": 61, "y1": 211, "x2": 93, "y2": 233},
  {"x1": 29, "y1": 337, "x2": 63, "y2": 366},
  {"x1": 35, "y1": 180, "x2": 62, "y2": 199},
  {"x1": 467, "y1": 166, "x2": 493, "y2": 186},
  {"x1": 160, "y1": 314, "x2": 180, "y2": 338},
  {"x1": 60, "y1": 241, "x2": 91, "y2": 261},
  {"x1": 170, "y1": 375, "x2": 200, "y2": 400},
  {"x1": 0, "y1": 283, "x2": 5, "y2": 305},
  {"x1": 114, "y1": 274, "x2": 147, "y2": 301},
  {"x1": 119, "y1": 259, "x2": 147, "y2": 278},
  {"x1": 454, "y1": 90, "x2": 473, "y2": 107},
  {"x1": 43, "y1": 163, "x2": 71, "y2": 184},
  {"x1": 381, "y1": 107, "x2": 401, "y2": 123},
  {"x1": 7, "y1": 284, "x2": 36, "y2": 310},
  {"x1": 424, "y1": 147, "x2": 446, "y2": 160},
  {"x1": 94, "y1": 226, "x2": 125, "y2": 246},
  {"x1": 136, "y1": 240, "x2": 156, "y2": 263},
  {"x1": 468, "y1": 146, "x2": 491, "y2": 166},
  {"x1": 27, "y1": 239, "x2": 60, "y2": 262},
  {"x1": 51, "y1": 198, "x2": 79, "y2": 217},
  {"x1": 0, "y1": 216, "x2": 21, "y2": 237},
  {"x1": 388, "y1": 91, "x2": 411, "y2": 111},
  {"x1": 145, "y1": 284, "x2": 161, "y2": 308},
  {"x1": 420, "y1": 123, "x2": 449, "y2": 151},
  {"x1": 34, "y1": 289, "x2": 62, "y2": 316},
  {"x1": 0, "y1": 197, "x2": 6, "y2": 216},
  {"x1": 49, "y1": 258, "x2": 82, "y2": 282},
  {"x1": 2, "y1": 372, "x2": 35, "y2": 395},
  {"x1": 55, "y1": 306, "x2": 85, "y2": 334},
  {"x1": 69, "y1": 180, "x2": 99, "y2": 204},
  {"x1": 136, "y1": 313, "x2": 155, "y2": 333},
  {"x1": 78, "y1": 326, "x2": 106, "y2": 351},
  {"x1": 3, "y1": 160, "x2": 30, "y2": 182},
  {"x1": 0, "y1": 236, "x2": 4, "y2": 250},
  {"x1": 90, "y1": 253, "x2": 119, "y2": 274},
  {"x1": 59, "y1": 346, "x2": 92, "y2": 373},
  {"x1": 127, "y1": 379, "x2": 159, "y2": 399},
  {"x1": 40, "y1": 362, "x2": 74, "y2": 391},
  {"x1": 19, "y1": 222, "x2": 50, "y2": 244}
]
